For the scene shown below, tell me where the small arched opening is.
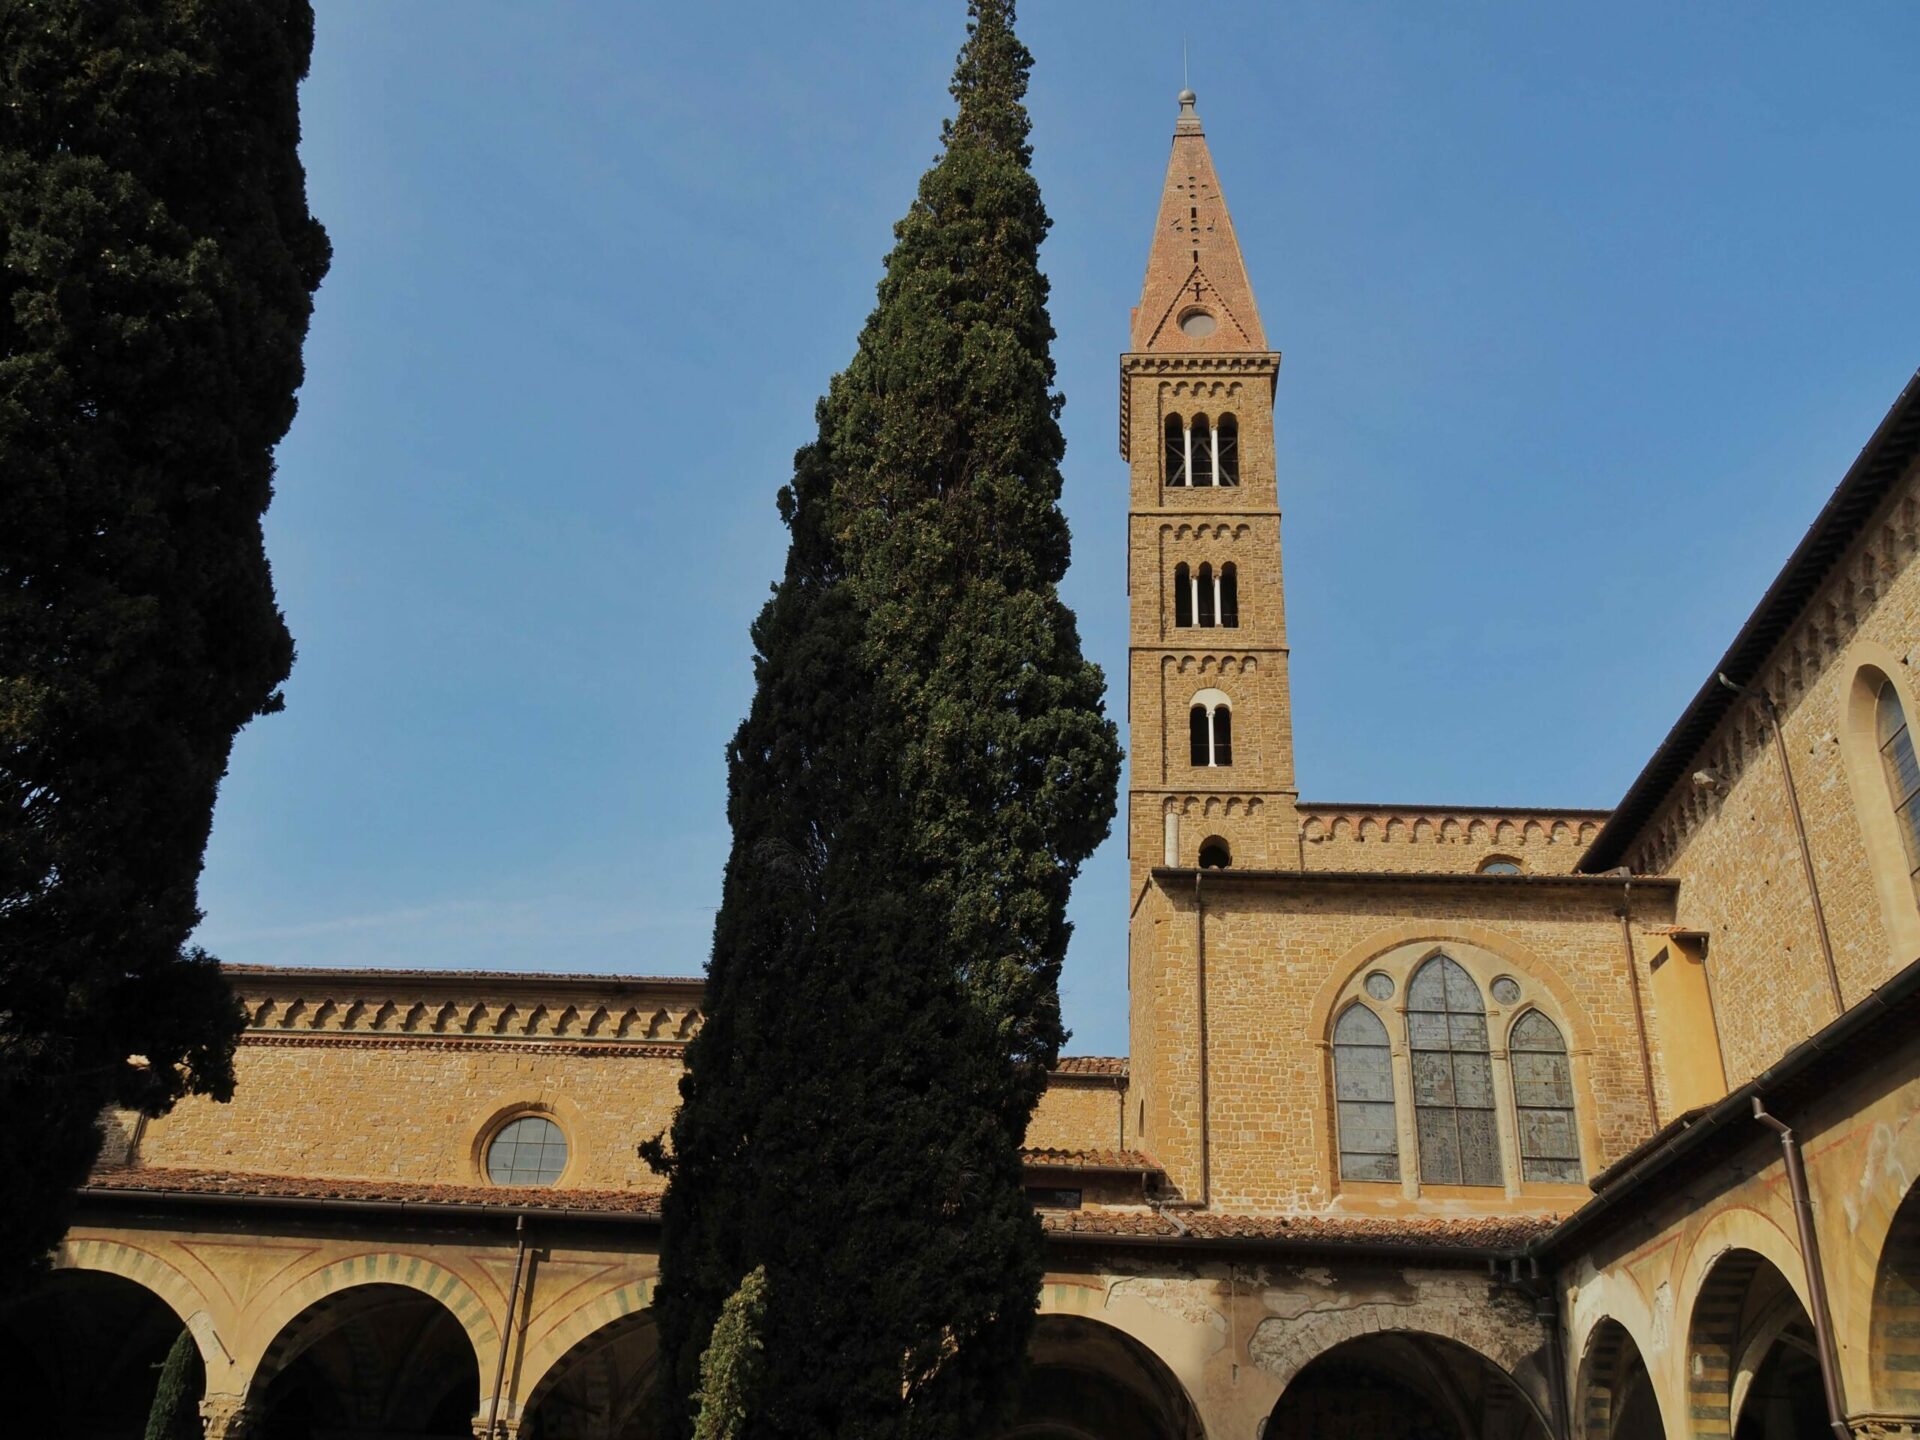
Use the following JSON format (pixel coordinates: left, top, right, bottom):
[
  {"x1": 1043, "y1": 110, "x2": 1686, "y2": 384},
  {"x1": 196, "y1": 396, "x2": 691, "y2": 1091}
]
[
  {"x1": 1173, "y1": 562, "x2": 1192, "y2": 627},
  {"x1": 1686, "y1": 1248, "x2": 1824, "y2": 1439},
  {"x1": 0, "y1": 1269, "x2": 203, "y2": 1437},
  {"x1": 993, "y1": 1314, "x2": 1202, "y2": 1440},
  {"x1": 1190, "y1": 415, "x2": 1213, "y2": 486},
  {"x1": 251, "y1": 1283, "x2": 480, "y2": 1438},
  {"x1": 1188, "y1": 689, "x2": 1232, "y2": 768},
  {"x1": 1265, "y1": 1331, "x2": 1550, "y2": 1439},
  {"x1": 1198, "y1": 836, "x2": 1231, "y2": 869}
]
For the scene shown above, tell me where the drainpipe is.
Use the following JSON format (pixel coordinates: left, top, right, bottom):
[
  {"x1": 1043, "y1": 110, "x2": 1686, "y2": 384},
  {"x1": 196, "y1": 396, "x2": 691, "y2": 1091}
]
[
  {"x1": 1194, "y1": 872, "x2": 1211, "y2": 1209},
  {"x1": 1616, "y1": 878, "x2": 1660, "y2": 1132},
  {"x1": 1717, "y1": 674, "x2": 1844, "y2": 1016},
  {"x1": 1750, "y1": 1099, "x2": 1849, "y2": 1440},
  {"x1": 484, "y1": 1214, "x2": 529, "y2": 1439}
]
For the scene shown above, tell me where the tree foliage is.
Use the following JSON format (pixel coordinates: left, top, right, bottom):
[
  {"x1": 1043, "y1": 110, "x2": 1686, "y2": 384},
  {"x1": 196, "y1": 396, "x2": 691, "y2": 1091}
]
[
  {"x1": 645, "y1": 3, "x2": 1120, "y2": 1436},
  {"x1": 692, "y1": 1265, "x2": 769, "y2": 1440},
  {"x1": 0, "y1": 0, "x2": 329, "y2": 1285},
  {"x1": 144, "y1": 1327, "x2": 203, "y2": 1440}
]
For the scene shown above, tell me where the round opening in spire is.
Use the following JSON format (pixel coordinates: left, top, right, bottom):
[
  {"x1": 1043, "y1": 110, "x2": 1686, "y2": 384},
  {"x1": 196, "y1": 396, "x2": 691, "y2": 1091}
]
[{"x1": 1178, "y1": 308, "x2": 1217, "y2": 338}]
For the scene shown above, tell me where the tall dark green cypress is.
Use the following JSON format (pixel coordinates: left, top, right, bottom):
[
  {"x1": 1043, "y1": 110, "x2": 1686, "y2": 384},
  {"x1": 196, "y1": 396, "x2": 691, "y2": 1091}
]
[
  {"x1": 645, "y1": 4, "x2": 1120, "y2": 1436},
  {"x1": 0, "y1": 0, "x2": 329, "y2": 1286}
]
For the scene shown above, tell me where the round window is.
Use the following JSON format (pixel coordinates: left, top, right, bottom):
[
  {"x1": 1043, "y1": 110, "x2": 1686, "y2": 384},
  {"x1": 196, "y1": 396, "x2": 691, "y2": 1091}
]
[
  {"x1": 486, "y1": 1114, "x2": 568, "y2": 1186},
  {"x1": 1491, "y1": 976, "x2": 1522, "y2": 1005},
  {"x1": 1179, "y1": 308, "x2": 1217, "y2": 338},
  {"x1": 1364, "y1": 971, "x2": 1395, "y2": 1001}
]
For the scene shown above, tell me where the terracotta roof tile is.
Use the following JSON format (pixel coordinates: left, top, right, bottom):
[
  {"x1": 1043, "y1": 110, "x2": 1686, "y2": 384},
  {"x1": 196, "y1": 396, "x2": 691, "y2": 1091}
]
[
  {"x1": 1021, "y1": 1147, "x2": 1158, "y2": 1172},
  {"x1": 83, "y1": 1166, "x2": 662, "y2": 1215},
  {"x1": 1049, "y1": 1056, "x2": 1128, "y2": 1077},
  {"x1": 1041, "y1": 1208, "x2": 1559, "y2": 1251}
]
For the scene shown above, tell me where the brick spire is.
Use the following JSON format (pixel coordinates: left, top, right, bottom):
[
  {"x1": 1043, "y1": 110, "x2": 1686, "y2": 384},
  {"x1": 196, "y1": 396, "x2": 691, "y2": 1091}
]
[{"x1": 1130, "y1": 89, "x2": 1267, "y2": 354}]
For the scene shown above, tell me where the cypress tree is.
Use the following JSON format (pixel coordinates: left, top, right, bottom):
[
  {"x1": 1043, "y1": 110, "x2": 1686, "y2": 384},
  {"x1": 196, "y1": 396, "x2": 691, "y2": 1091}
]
[
  {"x1": 645, "y1": 4, "x2": 1120, "y2": 1436},
  {"x1": 144, "y1": 1327, "x2": 204, "y2": 1440},
  {"x1": 0, "y1": 0, "x2": 329, "y2": 1286}
]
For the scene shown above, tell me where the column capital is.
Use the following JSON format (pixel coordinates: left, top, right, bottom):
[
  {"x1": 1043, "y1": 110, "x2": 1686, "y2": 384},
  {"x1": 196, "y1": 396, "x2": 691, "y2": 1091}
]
[
  {"x1": 199, "y1": 1396, "x2": 261, "y2": 1439},
  {"x1": 1850, "y1": 1418, "x2": 1920, "y2": 1439}
]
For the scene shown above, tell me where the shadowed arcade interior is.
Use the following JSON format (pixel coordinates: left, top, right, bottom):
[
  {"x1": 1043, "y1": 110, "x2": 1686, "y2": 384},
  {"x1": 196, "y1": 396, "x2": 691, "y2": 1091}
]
[
  {"x1": 995, "y1": 1314, "x2": 1204, "y2": 1440},
  {"x1": 0, "y1": 1269, "x2": 200, "y2": 1439},
  {"x1": 253, "y1": 1282, "x2": 478, "y2": 1439},
  {"x1": 1264, "y1": 1332, "x2": 1550, "y2": 1440}
]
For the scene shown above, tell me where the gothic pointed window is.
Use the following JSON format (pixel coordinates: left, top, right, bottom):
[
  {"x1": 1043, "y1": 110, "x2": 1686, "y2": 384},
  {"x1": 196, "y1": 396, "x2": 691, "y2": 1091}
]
[
  {"x1": 1334, "y1": 1004, "x2": 1400, "y2": 1182},
  {"x1": 1510, "y1": 1010, "x2": 1581, "y2": 1183},
  {"x1": 1164, "y1": 415, "x2": 1188, "y2": 487},
  {"x1": 1219, "y1": 563, "x2": 1239, "y2": 628},
  {"x1": 1215, "y1": 415, "x2": 1239, "y2": 486},
  {"x1": 1196, "y1": 563, "x2": 1216, "y2": 626},
  {"x1": 1406, "y1": 955, "x2": 1500, "y2": 1186},
  {"x1": 1878, "y1": 679, "x2": 1920, "y2": 897},
  {"x1": 1191, "y1": 415, "x2": 1213, "y2": 485},
  {"x1": 1174, "y1": 563, "x2": 1193, "y2": 627}
]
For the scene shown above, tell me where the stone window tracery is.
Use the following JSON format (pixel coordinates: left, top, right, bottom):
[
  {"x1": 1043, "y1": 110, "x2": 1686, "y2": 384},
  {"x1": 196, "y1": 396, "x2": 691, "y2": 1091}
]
[
  {"x1": 1878, "y1": 678, "x2": 1920, "y2": 898},
  {"x1": 1509, "y1": 1009, "x2": 1581, "y2": 1182},
  {"x1": 1406, "y1": 955, "x2": 1500, "y2": 1187},
  {"x1": 1333, "y1": 1004, "x2": 1399, "y2": 1182}
]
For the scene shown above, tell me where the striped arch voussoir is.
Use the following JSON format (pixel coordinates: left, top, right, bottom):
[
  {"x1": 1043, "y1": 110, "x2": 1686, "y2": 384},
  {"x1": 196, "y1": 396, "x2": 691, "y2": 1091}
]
[{"x1": 243, "y1": 1252, "x2": 498, "y2": 1398}]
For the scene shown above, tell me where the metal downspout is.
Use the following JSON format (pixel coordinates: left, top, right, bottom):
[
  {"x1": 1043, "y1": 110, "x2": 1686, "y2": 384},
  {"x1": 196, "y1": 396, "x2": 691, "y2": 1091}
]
[
  {"x1": 1617, "y1": 878, "x2": 1660, "y2": 1131},
  {"x1": 484, "y1": 1214, "x2": 529, "y2": 1438},
  {"x1": 1721, "y1": 675, "x2": 1844, "y2": 1015},
  {"x1": 1751, "y1": 1099, "x2": 1849, "y2": 1439}
]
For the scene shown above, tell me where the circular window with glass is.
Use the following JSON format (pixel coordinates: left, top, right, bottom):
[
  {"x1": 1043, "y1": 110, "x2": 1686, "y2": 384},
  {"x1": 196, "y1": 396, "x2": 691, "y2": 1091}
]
[
  {"x1": 486, "y1": 1114, "x2": 568, "y2": 1186},
  {"x1": 1178, "y1": 308, "x2": 1217, "y2": 338}
]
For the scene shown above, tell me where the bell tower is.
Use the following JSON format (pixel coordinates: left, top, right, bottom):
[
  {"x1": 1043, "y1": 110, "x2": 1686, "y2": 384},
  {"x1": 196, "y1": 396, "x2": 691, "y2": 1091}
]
[{"x1": 1124, "y1": 89, "x2": 1297, "y2": 887}]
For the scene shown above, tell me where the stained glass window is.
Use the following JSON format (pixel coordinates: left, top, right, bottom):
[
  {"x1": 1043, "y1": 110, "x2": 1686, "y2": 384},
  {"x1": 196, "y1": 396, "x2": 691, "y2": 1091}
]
[
  {"x1": 1878, "y1": 680, "x2": 1920, "y2": 899},
  {"x1": 1510, "y1": 1010, "x2": 1581, "y2": 1183},
  {"x1": 1406, "y1": 955, "x2": 1501, "y2": 1186},
  {"x1": 1334, "y1": 1005, "x2": 1399, "y2": 1182}
]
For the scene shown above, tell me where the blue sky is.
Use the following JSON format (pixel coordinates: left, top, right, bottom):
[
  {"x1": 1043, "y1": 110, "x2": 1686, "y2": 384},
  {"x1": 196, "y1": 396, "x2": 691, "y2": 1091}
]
[{"x1": 195, "y1": 1, "x2": 1920, "y2": 1057}]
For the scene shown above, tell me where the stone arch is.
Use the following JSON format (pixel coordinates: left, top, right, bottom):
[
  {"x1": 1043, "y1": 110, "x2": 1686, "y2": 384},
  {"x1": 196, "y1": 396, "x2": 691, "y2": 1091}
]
[
  {"x1": 1574, "y1": 1316, "x2": 1668, "y2": 1438},
  {"x1": 1869, "y1": 1163, "x2": 1920, "y2": 1415},
  {"x1": 237, "y1": 1252, "x2": 499, "y2": 1399},
  {"x1": 1681, "y1": 1240, "x2": 1814, "y2": 1440},
  {"x1": 1000, "y1": 1311, "x2": 1203, "y2": 1440},
  {"x1": 1251, "y1": 1300, "x2": 1541, "y2": 1392},
  {"x1": 1836, "y1": 637, "x2": 1920, "y2": 964},
  {"x1": 54, "y1": 1236, "x2": 227, "y2": 1371},
  {"x1": 1257, "y1": 1322, "x2": 1551, "y2": 1439},
  {"x1": 1307, "y1": 922, "x2": 1599, "y2": 1058},
  {"x1": 516, "y1": 1312, "x2": 659, "y2": 1436},
  {"x1": 514, "y1": 1279, "x2": 656, "y2": 1410}
]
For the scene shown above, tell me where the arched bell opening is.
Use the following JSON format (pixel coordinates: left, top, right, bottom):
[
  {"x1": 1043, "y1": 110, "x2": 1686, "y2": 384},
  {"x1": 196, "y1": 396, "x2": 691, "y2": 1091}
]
[
  {"x1": 252, "y1": 1282, "x2": 479, "y2": 1439},
  {"x1": 0, "y1": 1269, "x2": 202, "y2": 1437},
  {"x1": 1264, "y1": 1331, "x2": 1550, "y2": 1440},
  {"x1": 519, "y1": 1309, "x2": 662, "y2": 1440},
  {"x1": 992, "y1": 1314, "x2": 1202, "y2": 1440}
]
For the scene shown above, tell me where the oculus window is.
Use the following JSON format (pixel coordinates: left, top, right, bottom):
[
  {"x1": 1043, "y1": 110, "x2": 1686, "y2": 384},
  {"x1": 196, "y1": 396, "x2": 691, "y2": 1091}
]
[{"x1": 486, "y1": 1114, "x2": 568, "y2": 1186}]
